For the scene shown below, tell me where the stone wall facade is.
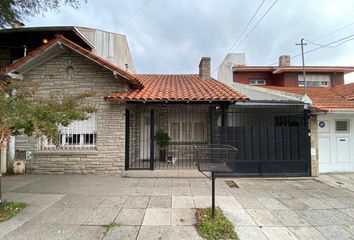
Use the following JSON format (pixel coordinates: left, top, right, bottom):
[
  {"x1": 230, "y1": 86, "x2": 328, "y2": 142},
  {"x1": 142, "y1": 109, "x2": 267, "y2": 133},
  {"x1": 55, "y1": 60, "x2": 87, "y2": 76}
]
[
  {"x1": 16, "y1": 50, "x2": 128, "y2": 174},
  {"x1": 310, "y1": 115, "x2": 319, "y2": 176}
]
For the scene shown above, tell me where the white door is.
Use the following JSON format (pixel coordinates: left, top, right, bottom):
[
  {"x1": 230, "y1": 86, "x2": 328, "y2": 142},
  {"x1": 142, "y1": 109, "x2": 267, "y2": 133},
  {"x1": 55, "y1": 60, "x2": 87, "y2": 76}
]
[{"x1": 318, "y1": 115, "x2": 354, "y2": 172}]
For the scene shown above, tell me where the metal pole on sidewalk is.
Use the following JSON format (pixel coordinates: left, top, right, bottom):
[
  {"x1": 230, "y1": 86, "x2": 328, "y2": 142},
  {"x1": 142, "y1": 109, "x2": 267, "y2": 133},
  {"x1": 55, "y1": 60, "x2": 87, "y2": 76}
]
[
  {"x1": 296, "y1": 38, "x2": 308, "y2": 96},
  {"x1": 211, "y1": 171, "x2": 215, "y2": 219}
]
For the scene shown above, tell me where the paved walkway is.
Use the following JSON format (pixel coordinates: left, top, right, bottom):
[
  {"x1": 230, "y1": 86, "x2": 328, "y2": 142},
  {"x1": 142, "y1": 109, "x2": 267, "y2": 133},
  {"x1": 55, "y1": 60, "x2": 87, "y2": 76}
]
[{"x1": 1, "y1": 173, "x2": 354, "y2": 239}]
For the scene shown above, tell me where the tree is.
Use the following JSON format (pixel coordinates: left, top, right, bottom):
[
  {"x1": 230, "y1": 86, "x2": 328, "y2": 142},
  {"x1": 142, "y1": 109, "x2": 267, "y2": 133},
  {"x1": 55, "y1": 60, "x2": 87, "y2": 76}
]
[
  {"x1": 0, "y1": 78, "x2": 95, "y2": 202},
  {"x1": 0, "y1": 0, "x2": 86, "y2": 28}
]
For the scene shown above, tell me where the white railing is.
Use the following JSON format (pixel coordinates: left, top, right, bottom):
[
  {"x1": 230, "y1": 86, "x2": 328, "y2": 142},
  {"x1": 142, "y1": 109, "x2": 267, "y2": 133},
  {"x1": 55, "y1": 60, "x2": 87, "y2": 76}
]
[{"x1": 38, "y1": 113, "x2": 97, "y2": 151}]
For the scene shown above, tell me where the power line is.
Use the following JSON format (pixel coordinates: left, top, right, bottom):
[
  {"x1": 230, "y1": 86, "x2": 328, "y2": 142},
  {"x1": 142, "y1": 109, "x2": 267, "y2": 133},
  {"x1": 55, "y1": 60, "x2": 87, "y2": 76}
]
[
  {"x1": 291, "y1": 33, "x2": 354, "y2": 59},
  {"x1": 226, "y1": 0, "x2": 267, "y2": 54},
  {"x1": 267, "y1": 21, "x2": 354, "y2": 65},
  {"x1": 230, "y1": 0, "x2": 279, "y2": 52},
  {"x1": 212, "y1": 0, "x2": 280, "y2": 75},
  {"x1": 117, "y1": 0, "x2": 152, "y2": 30}
]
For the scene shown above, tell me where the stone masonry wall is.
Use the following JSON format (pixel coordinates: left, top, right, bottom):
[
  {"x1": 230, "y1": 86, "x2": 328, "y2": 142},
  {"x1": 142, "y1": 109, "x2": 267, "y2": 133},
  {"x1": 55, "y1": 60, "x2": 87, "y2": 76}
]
[
  {"x1": 16, "y1": 51, "x2": 128, "y2": 174},
  {"x1": 310, "y1": 115, "x2": 319, "y2": 176}
]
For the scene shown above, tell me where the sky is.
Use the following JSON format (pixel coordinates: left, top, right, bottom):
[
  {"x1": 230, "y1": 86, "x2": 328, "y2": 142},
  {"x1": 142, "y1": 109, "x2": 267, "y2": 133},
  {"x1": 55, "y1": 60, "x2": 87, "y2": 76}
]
[{"x1": 26, "y1": 0, "x2": 354, "y2": 83}]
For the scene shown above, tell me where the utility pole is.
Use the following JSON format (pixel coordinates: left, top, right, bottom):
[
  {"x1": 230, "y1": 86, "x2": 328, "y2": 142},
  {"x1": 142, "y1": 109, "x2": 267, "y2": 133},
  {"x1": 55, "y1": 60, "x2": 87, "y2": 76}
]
[{"x1": 296, "y1": 38, "x2": 308, "y2": 96}]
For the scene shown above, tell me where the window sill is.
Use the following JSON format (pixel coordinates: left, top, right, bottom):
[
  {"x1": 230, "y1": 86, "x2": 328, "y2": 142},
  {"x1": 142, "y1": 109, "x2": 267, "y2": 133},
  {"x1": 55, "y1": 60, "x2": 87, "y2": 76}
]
[{"x1": 35, "y1": 150, "x2": 99, "y2": 156}]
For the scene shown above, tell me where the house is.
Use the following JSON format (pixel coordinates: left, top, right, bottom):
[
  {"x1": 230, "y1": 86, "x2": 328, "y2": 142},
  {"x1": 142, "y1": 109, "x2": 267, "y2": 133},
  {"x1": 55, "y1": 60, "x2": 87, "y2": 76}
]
[
  {"x1": 0, "y1": 34, "x2": 247, "y2": 174},
  {"x1": 218, "y1": 53, "x2": 354, "y2": 175},
  {"x1": 0, "y1": 26, "x2": 136, "y2": 173}
]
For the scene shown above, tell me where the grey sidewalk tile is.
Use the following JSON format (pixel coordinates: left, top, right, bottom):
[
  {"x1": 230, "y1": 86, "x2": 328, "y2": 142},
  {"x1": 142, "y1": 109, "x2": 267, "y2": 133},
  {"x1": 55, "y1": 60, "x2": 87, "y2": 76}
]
[
  {"x1": 238, "y1": 197, "x2": 265, "y2": 209},
  {"x1": 272, "y1": 210, "x2": 310, "y2": 227},
  {"x1": 247, "y1": 209, "x2": 283, "y2": 227},
  {"x1": 85, "y1": 207, "x2": 120, "y2": 225},
  {"x1": 115, "y1": 208, "x2": 146, "y2": 225},
  {"x1": 172, "y1": 208, "x2": 196, "y2": 226},
  {"x1": 258, "y1": 198, "x2": 288, "y2": 210},
  {"x1": 29, "y1": 206, "x2": 68, "y2": 224},
  {"x1": 142, "y1": 209, "x2": 171, "y2": 226},
  {"x1": 133, "y1": 187, "x2": 153, "y2": 195},
  {"x1": 288, "y1": 227, "x2": 327, "y2": 240},
  {"x1": 339, "y1": 208, "x2": 354, "y2": 218},
  {"x1": 224, "y1": 209, "x2": 257, "y2": 227},
  {"x1": 103, "y1": 226, "x2": 139, "y2": 240},
  {"x1": 70, "y1": 226, "x2": 107, "y2": 240},
  {"x1": 316, "y1": 209, "x2": 354, "y2": 225},
  {"x1": 321, "y1": 197, "x2": 351, "y2": 209},
  {"x1": 297, "y1": 198, "x2": 331, "y2": 210},
  {"x1": 193, "y1": 196, "x2": 211, "y2": 208},
  {"x1": 172, "y1": 187, "x2": 192, "y2": 196},
  {"x1": 148, "y1": 196, "x2": 172, "y2": 208},
  {"x1": 52, "y1": 195, "x2": 106, "y2": 209},
  {"x1": 216, "y1": 196, "x2": 243, "y2": 211},
  {"x1": 230, "y1": 188, "x2": 255, "y2": 199},
  {"x1": 267, "y1": 190, "x2": 293, "y2": 199},
  {"x1": 172, "y1": 226, "x2": 203, "y2": 240},
  {"x1": 137, "y1": 226, "x2": 171, "y2": 240},
  {"x1": 172, "y1": 196, "x2": 195, "y2": 208},
  {"x1": 152, "y1": 187, "x2": 174, "y2": 196},
  {"x1": 124, "y1": 196, "x2": 150, "y2": 209},
  {"x1": 316, "y1": 225, "x2": 354, "y2": 240},
  {"x1": 3, "y1": 222, "x2": 80, "y2": 240},
  {"x1": 236, "y1": 226, "x2": 269, "y2": 240},
  {"x1": 100, "y1": 195, "x2": 129, "y2": 208},
  {"x1": 172, "y1": 179, "x2": 190, "y2": 187},
  {"x1": 56, "y1": 207, "x2": 93, "y2": 225},
  {"x1": 293, "y1": 209, "x2": 336, "y2": 226},
  {"x1": 261, "y1": 226, "x2": 298, "y2": 240},
  {"x1": 279, "y1": 198, "x2": 309, "y2": 210}
]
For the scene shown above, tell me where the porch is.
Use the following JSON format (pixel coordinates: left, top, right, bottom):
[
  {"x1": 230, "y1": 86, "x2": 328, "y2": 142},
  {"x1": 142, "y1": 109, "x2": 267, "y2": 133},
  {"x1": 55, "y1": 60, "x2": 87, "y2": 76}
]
[
  {"x1": 124, "y1": 102, "x2": 311, "y2": 176},
  {"x1": 125, "y1": 104, "x2": 221, "y2": 170}
]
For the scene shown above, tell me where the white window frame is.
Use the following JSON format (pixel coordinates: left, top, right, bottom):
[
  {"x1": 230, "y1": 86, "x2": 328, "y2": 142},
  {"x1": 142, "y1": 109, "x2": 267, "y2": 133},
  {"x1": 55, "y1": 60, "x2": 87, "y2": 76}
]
[
  {"x1": 168, "y1": 113, "x2": 207, "y2": 143},
  {"x1": 38, "y1": 113, "x2": 97, "y2": 150},
  {"x1": 249, "y1": 79, "x2": 266, "y2": 86},
  {"x1": 298, "y1": 74, "x2": 331, "y2": 87}
]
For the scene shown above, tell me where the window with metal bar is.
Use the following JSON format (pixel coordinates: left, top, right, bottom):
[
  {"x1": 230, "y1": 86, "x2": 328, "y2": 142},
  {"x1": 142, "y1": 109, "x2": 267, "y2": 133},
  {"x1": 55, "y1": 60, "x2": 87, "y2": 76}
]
[{"x1": 38, "y1": 113, "x2": 97, "y2": 150}]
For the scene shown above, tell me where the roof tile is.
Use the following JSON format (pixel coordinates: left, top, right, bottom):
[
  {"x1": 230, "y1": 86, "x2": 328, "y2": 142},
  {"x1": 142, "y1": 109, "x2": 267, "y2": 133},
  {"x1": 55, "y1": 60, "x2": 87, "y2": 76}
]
[{"x1": 105, "y1": 74, "x2": 247, "y2": 102}]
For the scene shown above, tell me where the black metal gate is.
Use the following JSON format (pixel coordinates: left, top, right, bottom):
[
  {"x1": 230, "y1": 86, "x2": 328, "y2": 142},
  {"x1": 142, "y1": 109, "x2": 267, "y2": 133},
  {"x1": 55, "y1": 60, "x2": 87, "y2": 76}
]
[{"x1": 211, "y1": 104, "x2": 311, "y2": 176}]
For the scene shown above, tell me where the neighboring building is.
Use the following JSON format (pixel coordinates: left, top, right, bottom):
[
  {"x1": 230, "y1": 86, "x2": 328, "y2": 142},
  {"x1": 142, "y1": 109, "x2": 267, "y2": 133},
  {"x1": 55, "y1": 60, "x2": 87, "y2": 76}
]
[
  {"x1": 0, "y1": 36, "x2": 246, "y2": 174},
  {"x1": 0, "y1": 26, "x2": 135, "y2": 72},
  {"x1": 218, "y1": 53, "x2": 354, "y2": 175}
]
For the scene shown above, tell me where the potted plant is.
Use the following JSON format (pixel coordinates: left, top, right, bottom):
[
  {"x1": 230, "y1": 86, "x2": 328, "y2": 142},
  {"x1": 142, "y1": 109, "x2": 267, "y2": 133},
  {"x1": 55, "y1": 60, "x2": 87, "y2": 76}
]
[{"x1": 154, "y1": 130, "x2": 170, "y2": 161}]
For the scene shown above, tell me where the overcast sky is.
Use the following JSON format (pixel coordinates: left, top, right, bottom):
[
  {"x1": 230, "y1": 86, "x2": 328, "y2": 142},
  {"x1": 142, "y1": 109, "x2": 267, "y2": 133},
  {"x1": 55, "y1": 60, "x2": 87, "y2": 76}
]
[{"x1": 26, "y1": 0, "x2": 354, "y2": 83}]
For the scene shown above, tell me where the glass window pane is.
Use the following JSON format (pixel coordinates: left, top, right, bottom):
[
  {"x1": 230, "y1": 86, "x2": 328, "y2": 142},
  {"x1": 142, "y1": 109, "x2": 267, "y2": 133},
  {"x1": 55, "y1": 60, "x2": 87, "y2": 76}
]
[{"x1": 194, "y1": 122, "x2": 205, "y2": 141}]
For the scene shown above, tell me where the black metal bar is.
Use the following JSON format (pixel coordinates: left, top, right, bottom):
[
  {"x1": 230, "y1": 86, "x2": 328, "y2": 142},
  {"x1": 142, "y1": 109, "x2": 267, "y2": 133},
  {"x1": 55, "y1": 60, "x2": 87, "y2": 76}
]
[
  {"x1": 211, "y1": 171, "x2": 216, "y2": 219},
  {"x1": 125, "y1": 109, "x2": 130, "y2": 171},
  {"x1": 304, "y1": 109, "x2": 311, "y2": 176},
  {"x1": 150, "y1": 110, "x2": 155, "y2": 170}
]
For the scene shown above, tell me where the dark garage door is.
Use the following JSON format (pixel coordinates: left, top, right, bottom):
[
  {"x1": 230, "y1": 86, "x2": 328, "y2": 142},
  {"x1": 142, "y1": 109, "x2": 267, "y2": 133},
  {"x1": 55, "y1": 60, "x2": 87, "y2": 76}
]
[{"x1": 211, "y1": 104, "x2": 311, "y2": 176}]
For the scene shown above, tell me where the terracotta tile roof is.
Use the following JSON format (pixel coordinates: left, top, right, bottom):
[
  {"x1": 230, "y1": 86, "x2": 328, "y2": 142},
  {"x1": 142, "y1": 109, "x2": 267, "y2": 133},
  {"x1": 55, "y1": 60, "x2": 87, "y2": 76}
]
[
  {"x1": 0, "y1": 35, "x2": 141, "y2": 88},
  {"x1": 260, "y1": 86, "x2": 354, "y2": 110},
  {"x1": 334, "y1": 83, "x2": 354, "y2": 100},
  {"x1": 105, "y1": 74, "x2": 248, "y2": 102}
]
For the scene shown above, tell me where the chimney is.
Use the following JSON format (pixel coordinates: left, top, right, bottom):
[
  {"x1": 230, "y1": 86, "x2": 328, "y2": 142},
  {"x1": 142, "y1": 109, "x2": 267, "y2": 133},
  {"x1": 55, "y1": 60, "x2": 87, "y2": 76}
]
[
  {"x1": 279, "y1": 55, "x2": 290, "y2": 67},
  {"x1": 199, "y1": 57, "x2": 211, "y2": 79}
]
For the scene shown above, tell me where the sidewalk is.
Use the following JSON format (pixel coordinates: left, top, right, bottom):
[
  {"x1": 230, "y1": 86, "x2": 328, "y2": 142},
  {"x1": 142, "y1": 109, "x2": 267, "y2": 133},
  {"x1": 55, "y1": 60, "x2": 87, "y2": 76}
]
[{"x1": 1, "y1": 174, "x2": 354, "y2": 239}]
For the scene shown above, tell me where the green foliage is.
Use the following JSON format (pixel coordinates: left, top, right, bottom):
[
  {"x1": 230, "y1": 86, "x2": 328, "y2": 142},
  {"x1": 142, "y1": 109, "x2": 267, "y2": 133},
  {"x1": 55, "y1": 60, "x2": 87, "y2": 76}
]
[
  {"x1": 0, "y1": 79, "x2": 95, "y2": 147},
  {"x1": 0, "y1": 0, "x2": 86, "y2": 28},
  {"x1": 154, "y1": 130, "x2": 170, "y2": 149},
  {"x1": 0, "y1": 201, "x2": 27, "y2": 222},
  {"x1": 195, "y1": 207, "x2": 239, "y2": 240},
  {"x1": 107, "y1": 222, "x2": 122, "y2": 230}
]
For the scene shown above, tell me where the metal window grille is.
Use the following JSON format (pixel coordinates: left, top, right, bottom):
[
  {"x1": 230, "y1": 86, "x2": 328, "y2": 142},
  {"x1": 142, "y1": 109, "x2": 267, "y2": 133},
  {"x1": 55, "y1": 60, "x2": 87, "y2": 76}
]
[
  {"x1": 38, "y1": 113, "x2": 97, "y2": 150},
  {"x1": 336, "y1": 120, "x2": 349, "y2": 132}
]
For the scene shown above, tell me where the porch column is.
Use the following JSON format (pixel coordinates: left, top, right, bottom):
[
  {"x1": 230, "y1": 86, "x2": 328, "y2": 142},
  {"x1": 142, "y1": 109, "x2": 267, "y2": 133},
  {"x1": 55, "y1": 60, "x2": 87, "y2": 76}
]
[
  {"x1": 150, "y1": 110, "x2": 155, "y2": 170},
  {"x1": 125, "y1": 109, "x2": 130, "y2": 171},
  {"x1": 221, "y1": 103, "x2": 229, "y2": 127}
]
